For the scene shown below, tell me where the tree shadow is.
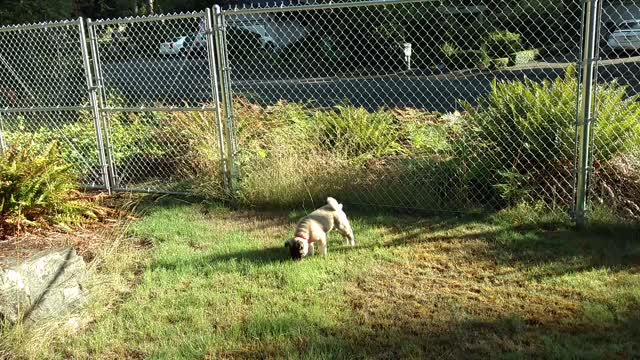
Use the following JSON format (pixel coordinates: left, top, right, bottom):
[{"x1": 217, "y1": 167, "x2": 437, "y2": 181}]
[
  {"x1": 337, "y1": 212, "x2": 640, "y2": 279},
  {"x1": 20, "y1": 248, "x2": 77, "y2": 322},
  {"x1": 150, "y1": 245, "x2": 291, "y2": 272},
  {"x1": 132, "y1": 196, "x2": 640, "y2": 278},
  {"x1": 210, "y1": 308, "x2": 640, "y2": 359}
]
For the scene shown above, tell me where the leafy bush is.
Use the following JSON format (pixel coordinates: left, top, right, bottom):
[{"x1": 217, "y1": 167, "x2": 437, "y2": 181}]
[
  {"x1": 440, "y1": 42, "x2": 460, "y2": 58},
  {"x1": 461, "y1": 65, "x2": 640, "y2": 206},
  {"x1": 441, "y1": 43, "x2": 490, "y2": 70},
  {"x1": 510, "y1": 49, "x2": 540, "y2": 65},
  {"x1": 482, "y1": 31, "x2": 524, "y2": 58},
  {"x1": 231, "y1": 100, "x2": 468, "y2": 209},
  {"x1": 0, "y1": 142, "x2": 103, "y2": 233},
  {"x1": 314, "y1": 106, "x2": 404, "y2": 159},
  {"x1": 169, "y1": 111, "x2": 226, "y2": 199},
  {"x1": 4, "y1": 110, "x2": 181, "y2": 186},
  {"x1": 489, "y1": 57, "x2": 510, "y2": 69}
]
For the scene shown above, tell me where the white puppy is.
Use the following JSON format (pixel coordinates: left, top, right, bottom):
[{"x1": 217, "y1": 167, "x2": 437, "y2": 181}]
[{"x1": 285, "y1": 197, "x2": 355, "y2": 260}]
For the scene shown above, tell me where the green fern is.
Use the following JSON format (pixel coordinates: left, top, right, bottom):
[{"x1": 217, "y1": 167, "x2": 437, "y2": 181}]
[
  {"x1": 0, "y1": 141, "x2": 102, "y2": 232},
  {"x1": 315, "y1": 105, "x2": 404, "y2": 159}
]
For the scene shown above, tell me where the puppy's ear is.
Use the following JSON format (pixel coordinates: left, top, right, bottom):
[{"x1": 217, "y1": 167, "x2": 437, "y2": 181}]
[{"x1": 284, "y1": 240, "x2": 290, "y2": 247}]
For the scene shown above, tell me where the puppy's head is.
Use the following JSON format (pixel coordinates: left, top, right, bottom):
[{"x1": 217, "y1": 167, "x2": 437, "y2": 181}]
[{"x1": 284, "y1": 237, "x2": 309, "y2": 260}]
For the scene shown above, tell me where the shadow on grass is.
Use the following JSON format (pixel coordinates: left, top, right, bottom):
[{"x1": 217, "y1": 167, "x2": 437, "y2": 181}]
[
  {"x1": 212, "y1": 308, "x2": 640, "y2": 359},
  {"x1": 135, "y1": 195, "x2": 640, "y2": 277},
  {"x1": 150, "y1": 245, "x2": 291, "y2": 272}
]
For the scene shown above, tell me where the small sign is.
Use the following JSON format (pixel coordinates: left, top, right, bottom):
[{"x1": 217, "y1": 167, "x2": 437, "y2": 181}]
[{"x1": 403, "y1": 43, "x2": 412, "y2": 57}]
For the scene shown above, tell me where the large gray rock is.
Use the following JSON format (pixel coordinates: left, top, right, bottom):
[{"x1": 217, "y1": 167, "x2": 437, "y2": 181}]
[{"x1": 0, "y1": 248, "x2": 88, "y2": 324}]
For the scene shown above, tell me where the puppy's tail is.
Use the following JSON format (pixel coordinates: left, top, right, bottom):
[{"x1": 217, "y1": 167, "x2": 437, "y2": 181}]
[{"x1": 326, "y1": 197, "x2": 342, "y2": 211}]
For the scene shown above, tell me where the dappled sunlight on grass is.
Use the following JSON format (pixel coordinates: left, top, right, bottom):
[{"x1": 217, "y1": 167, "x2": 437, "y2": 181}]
[{"x1": 39, "y1": 201, "x2": 640, "y2": 359}]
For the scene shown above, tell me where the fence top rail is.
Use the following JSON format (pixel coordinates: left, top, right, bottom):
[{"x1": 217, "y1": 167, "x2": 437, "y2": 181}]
[
  {"x1": 88, "y1": 11, "x2": 206, "y2": 26},
  {"x1": 222, "y1": 0, "x2": 437, "y2": 15},
  {"x1": 0, "y1": 18, "x2": 81, "y2": 33}
]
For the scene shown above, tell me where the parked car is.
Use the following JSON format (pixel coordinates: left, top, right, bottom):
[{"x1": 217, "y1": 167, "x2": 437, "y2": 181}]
[
  {"x1": 159, "y1": 32, "x2": 209, "y2": 57},
  {"x1": 606, "y1": 19, "x2": 640, "y2": 53},
  {"x1": 182, "y1": 32, "x2": 208, "y2": 58},
  {"x1": 159, "y1": 36, "x2": 189, "y2": 56},
  {"x1": 229, "y1": 24, "x2": 277, "y2": 50}
]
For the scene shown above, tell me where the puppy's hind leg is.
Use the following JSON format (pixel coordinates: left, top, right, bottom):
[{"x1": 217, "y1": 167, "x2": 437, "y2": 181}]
[{"x1": 335, "y1": 213, "x2": 356, "y2": 246}]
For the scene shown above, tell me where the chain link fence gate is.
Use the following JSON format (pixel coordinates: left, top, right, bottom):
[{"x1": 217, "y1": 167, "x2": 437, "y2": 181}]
[
  {"x1": 588, "y1": 0, "x2": 640, "y2": 222},
  {"x1": 0, "y1": 19, "x2": 108, "y2": 189},
  {"x1": 87, "y1": 11, "x2": 229, "y2": 196}
]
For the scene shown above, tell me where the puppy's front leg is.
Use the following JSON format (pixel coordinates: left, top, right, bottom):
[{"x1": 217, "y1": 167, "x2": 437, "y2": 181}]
[
  {"x1": 317, "y1": 234, "x2": 328, "y2": 256},
  {"x1": 318, "y1": 241, "x2": 327, "y2": 256},
  {"x1": 309, "y1": 242, "x2": 315, "y2": 256}
]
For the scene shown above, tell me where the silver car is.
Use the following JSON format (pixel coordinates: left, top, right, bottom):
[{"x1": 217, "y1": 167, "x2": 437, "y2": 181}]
[{"x1": 607, "y1": 19, "x2": 640, "y2": 51}]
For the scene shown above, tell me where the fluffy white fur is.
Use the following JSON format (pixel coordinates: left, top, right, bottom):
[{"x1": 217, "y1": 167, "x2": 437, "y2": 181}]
[{"x1": 285, "y1": 197, "x2": 355, "y2": 260}]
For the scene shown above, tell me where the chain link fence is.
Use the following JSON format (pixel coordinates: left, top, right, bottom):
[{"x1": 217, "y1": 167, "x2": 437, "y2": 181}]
[
  {"x1": 224, "y1": 0, "x2": 583, "y2": 212},
  {"x1": 0, "y1": 20, "x2": 105, "y2": 187},
  {"x1": 0, "y1": 0, "x2": 637, "y2": 222},
  {"x1": 591, "y1": 1, "x2": 640, "y2": 220},
  {"x1": 87, "y1": 12, "x2": 228, "y2": 194}
]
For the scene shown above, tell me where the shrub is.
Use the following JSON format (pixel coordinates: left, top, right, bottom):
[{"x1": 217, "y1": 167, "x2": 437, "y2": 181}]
[
  {"x1": 441, "y1": 43, "x2": 490, "y2": 70},
  {"x1": 489, "y1": 57, "x2": 510, "y2": 69},
  {"x1": 314, "y1": 106, "x2": 404, "y2": 159},
  {"x1": 232, "y1": 100, "x2": 469, "y2": 209},
  {"x1": 509, "y1": 49, "x2": 540, "y2": 65},
  {"x1": 461, "y1": 65, "x2": 640, "y2": 207},
  {"x1": 441, "y1": 42, "x2": 460, "y2": 58},
  {"x1": 482, "y1": 31, "x2": 524, "y2": 58},
  {"x1": 169, "y1": 110, "x2": 226, "y2": 199},
  {"x1": 0, "y1": 141, "x2": 104, "y2": 233},
  {"x1": 3, "y1": 110, "x2": 188, "y2": 187}
]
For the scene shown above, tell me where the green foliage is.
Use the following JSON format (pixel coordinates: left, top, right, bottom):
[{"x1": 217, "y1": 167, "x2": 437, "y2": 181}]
[
  {"x1": 441, "y1": 42, "x2": 490, "y2": 70},
  {"x1": 462, "y1": 65, "x2": 640, "y2": 205},
  {"x1": 0, "y1": 0, "x2": 71, "y2": 25},
  {"x1": 0, "y1": 141, "x2": 101, "y2": 232},
  {"x1": 482, "y1": 31, "x2": 524, "y2": 58},
  {"x1": 4, "y1": 111, "x2": 174, "y2": 181},
  {"x1": 4, "y1": 118, "x2": 97, "y2": 179},
  {"x1": 494, "y1": 170, "x2": 531, "y2": 205},
  {"x1": 510, "y1": 49, "x2": 540, "y2": 65},
  {"x1": 314, "y1": 106, "x2": 404, "y2": 159},
  {"x1": 441, "y1": 42, "x2": 460, "y2": 58},
  {"x1": 168, "y1": 111, "x2": 226, "y2": 199},
  {"x1": 497, "y1": 0, "x2": 581, "y2": 49}
]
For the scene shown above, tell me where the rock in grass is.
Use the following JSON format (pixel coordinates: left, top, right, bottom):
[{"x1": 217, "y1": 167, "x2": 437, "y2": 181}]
[{"x1": 0, "y1": 248, "x2": 88, "y2": 324}]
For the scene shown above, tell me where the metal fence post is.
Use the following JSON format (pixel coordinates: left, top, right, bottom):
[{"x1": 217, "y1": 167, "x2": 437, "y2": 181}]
[
  {"x1": 0, "y1": 114, "x2": 6, "y2": 154},
  {"x1": 78, "y1": 17, "x2": 111, "y2": 194},
  {"x1": 88, "y1": 19, "x2": 117, "y2": 190},
  {"x1": 213, "y1": 5, "x2": 237, "y2": 192},
  {"x1": 575, "y1": 0, "x2": 602, "y2": 228},
  {"x1": 206, "y1": 7, "x2": 231, "y2": 194}
]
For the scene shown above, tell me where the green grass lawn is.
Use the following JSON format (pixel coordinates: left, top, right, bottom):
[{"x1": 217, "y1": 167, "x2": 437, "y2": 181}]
[{"x1": 38, "y1": 202, "x2": 640, "y2": 358}]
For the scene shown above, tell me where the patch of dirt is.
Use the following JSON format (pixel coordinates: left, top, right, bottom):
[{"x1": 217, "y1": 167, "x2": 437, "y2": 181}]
[
  {"x1": 0, "y1": 195, "x2": 139, "y2": 263},
  {"x1": 0, "y1": 222, "x2": 121, "y2": 263},
  {"x1": 341, "y1": 238, "x2": 588, "y2": 357}
]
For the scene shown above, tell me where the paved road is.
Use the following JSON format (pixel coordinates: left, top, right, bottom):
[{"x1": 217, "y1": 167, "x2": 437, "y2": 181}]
[{"x1": 101, "y1": 56, "x2": 640, "y2": 113}]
